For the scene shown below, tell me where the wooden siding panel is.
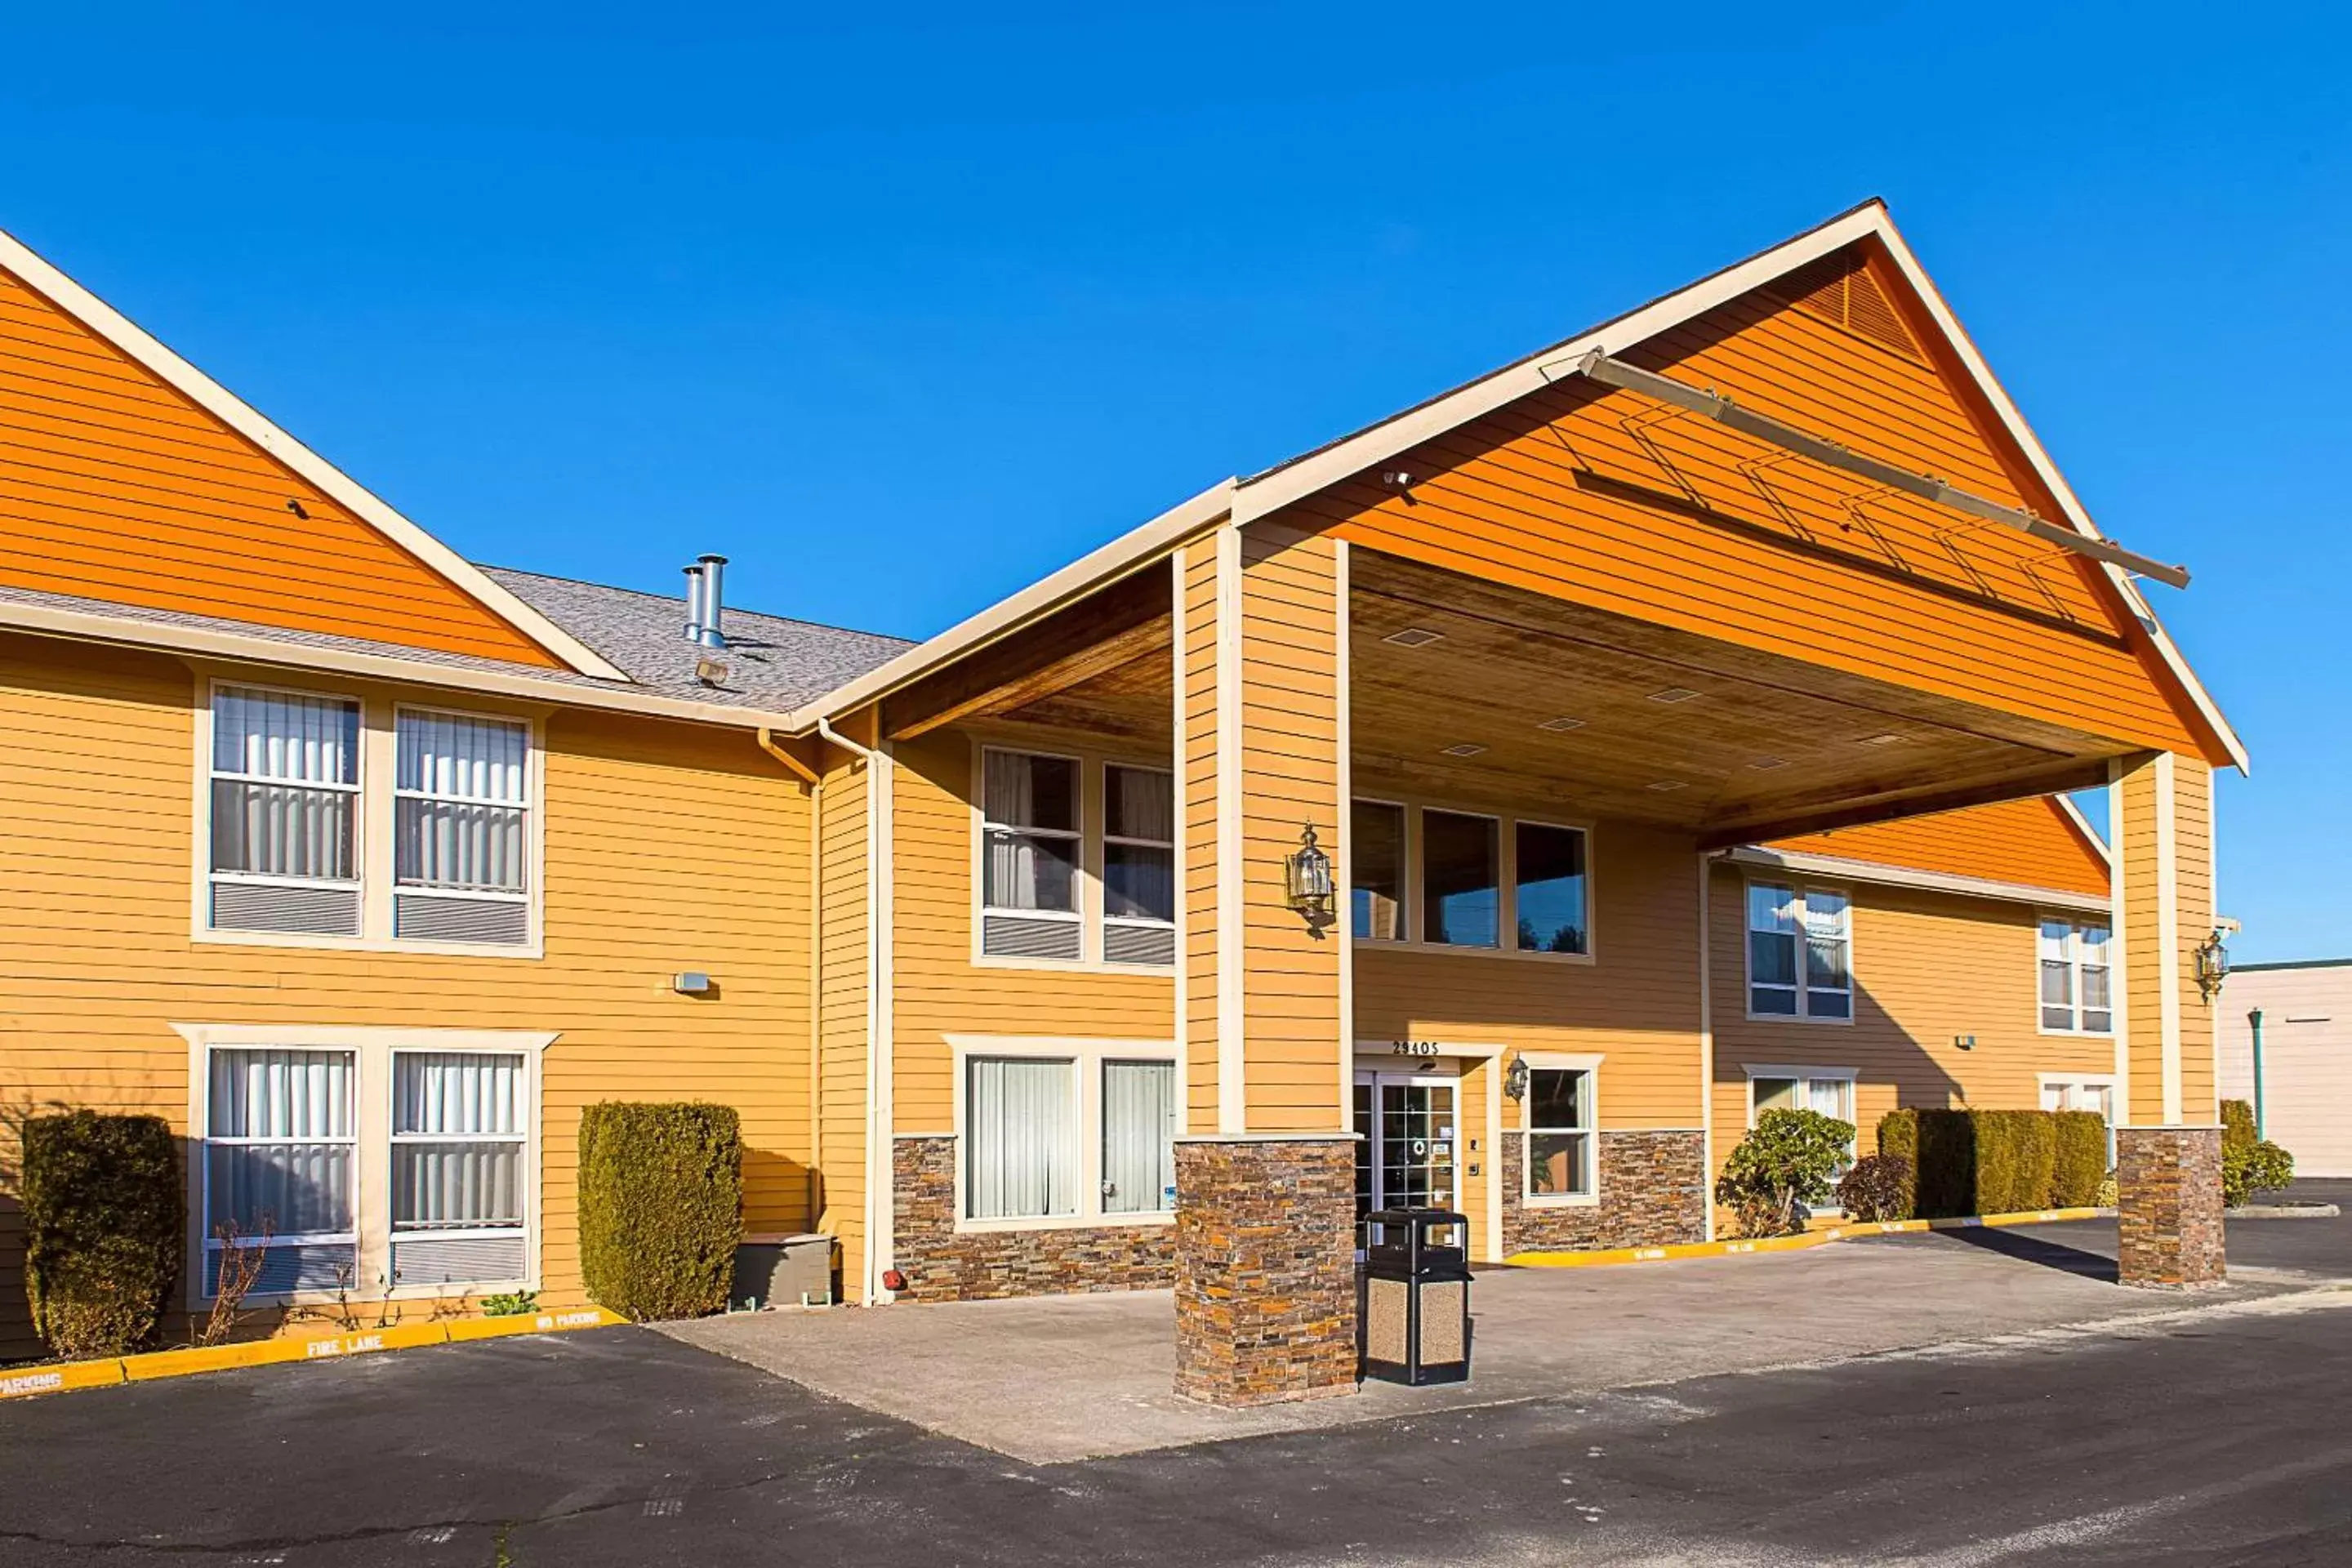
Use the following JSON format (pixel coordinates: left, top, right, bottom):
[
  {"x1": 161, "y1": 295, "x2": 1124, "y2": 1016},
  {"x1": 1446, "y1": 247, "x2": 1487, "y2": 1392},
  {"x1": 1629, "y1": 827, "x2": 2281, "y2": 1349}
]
[
  {"x1": 0, "y1": 632, "x2": 813, "y2": 1355},
  {"x1": 1770, "y1": 796, "x2": 2109, "y2": 898},
  {"x1": 0, "y1": 265, "x2": 560, "y2": 667}
]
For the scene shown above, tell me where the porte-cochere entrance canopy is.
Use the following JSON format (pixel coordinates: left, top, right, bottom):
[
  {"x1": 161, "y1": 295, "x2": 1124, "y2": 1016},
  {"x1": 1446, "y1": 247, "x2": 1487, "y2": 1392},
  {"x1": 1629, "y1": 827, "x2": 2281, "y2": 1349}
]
[{"x1": 805, "y1": 200, "x2": 2239, "y2": 1405}]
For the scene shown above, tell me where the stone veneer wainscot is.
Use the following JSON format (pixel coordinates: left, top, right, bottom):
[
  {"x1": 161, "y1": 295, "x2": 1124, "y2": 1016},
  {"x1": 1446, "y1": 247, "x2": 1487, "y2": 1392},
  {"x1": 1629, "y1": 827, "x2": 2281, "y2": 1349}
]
[
  {"x1": 1499, "y1": 1129, "x2": 1707, "y2": 1254},
  {"x1": 889, "y1": 1135, "x2": 1175, "y2": 1300},
  {"x1": 1173, "y1": 1136, "x2": 1357, "y2": 1406},
  {"x1": 2116, "y1": 1125, "x2": 2225, "y2": 1288}
]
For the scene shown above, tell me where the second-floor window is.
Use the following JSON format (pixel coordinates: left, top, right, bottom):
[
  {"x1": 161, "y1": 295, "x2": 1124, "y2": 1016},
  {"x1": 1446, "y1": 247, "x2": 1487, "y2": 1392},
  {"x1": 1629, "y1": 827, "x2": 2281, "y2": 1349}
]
[
  {"x1": 209, "y1": 686, "x2": 363, "y2": 937},
  {"x1": 2038, "y1": 918, "x2": 2113, "y2": 1033},
  {"x1": 978, "y1": 748, "x2": 1174, "y2": 968},
  {"x1": 981, "y1": 749, "x2": 1083, "y2": 960},
  {"x1": 1101, "y1": 764, "x2": 1174, "y2": 966},
  {"x1": 395, "y1": 709, "x2": 532, "y2": 946},
  {"x1": 1748, "y1": 883, "x2": 1852, "y2": 1021}
]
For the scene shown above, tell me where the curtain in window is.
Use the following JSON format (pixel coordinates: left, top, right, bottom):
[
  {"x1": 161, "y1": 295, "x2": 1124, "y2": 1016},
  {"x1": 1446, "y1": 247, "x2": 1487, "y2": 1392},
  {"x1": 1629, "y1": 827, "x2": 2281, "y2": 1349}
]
[
  {"x1": 393, "y1": 1053, "x2": 524, "y2": 1229},
  {"x1": 965, "y1": 1057, "x2": 1076, "y2": 1218},
  {"x1": 211, "y1": 688, "x2": 359, "y2": 880},
  {"x1": 982, "y1": 753, "x2": 1076, "y2": 913},
  {"x1": 1103, "y1": 766, "x2": 1175, "y2": 923},
  {"x1": 207, "y1": 1049, "x2": 356, "y2": 1237},
  {"x1": 396, "y1": 712, "x2": 528, "y2": 893},
  {"x1": 1102, "y1": 1060, "x2": 1175, "y2": 1214},
  {"x1": 1748, "y1": 884, "x2": 1799, "y2": 1013}
]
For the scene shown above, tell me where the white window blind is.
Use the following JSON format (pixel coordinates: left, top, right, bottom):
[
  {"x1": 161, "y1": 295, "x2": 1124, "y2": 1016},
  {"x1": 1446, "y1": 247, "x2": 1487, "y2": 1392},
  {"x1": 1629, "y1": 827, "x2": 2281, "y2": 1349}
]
[
  {"x1": 391, "y1": 1053, "x2": 526, "y2": 1232},
  {"x1": 2040, "y1": 919, "x2": 2113, "y2": 1033},
  {"x1": 210, "y1": 687, "x2": 361, "y2": 884},
  {"x1": 1101, "y1": 1059, "x2": 1175, "y2": 1214},
  {"x1": 206, "y1": 1048, "x2": 358, "y2": 1241},
  {"x1": 965, "y1": 1056, "x2": 1077, "y2": 1219},
  {"x1": 396, "y1": 711, "x2": 529, "y2": 894}
]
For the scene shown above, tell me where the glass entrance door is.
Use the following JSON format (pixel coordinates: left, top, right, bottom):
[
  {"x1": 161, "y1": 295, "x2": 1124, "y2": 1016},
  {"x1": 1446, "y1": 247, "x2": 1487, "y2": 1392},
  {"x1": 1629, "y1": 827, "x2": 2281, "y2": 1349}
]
[{"x1": 1352, "y1": 1070, "x2": 1459, "y2": 1232}]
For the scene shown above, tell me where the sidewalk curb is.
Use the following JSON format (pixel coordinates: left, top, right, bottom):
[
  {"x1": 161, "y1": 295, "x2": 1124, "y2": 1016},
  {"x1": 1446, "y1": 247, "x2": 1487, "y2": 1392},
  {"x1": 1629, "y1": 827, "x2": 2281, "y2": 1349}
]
[
  {"x1": 0, "y1": 1307, "x2": 627, "y2": 1401},
  {"x1": 1508, "y1": 1207, "x2": 2113, "y2": 1269}
]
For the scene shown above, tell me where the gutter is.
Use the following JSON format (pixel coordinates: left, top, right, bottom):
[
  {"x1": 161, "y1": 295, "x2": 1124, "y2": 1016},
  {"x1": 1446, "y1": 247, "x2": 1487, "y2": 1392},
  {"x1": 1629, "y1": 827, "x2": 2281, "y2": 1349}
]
[{"x1": 817, "y1": 715, "x2": 895, "y2": 1304}]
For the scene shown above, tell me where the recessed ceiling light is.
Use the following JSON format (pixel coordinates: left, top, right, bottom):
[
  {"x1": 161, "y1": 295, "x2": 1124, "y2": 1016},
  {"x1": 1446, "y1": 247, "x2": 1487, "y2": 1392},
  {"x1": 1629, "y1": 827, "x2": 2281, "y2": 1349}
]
[
  {"x1": 1858, "y1": 733, "x2": 1904, "y2": 746},
  {"x1": 1748, "y1": 756, "x2": 1791, "y2": 770},
  {"x1": 1441, "y1": 742, "x2": 1488, "y2": 758},
  {"x1": 1537, "y1": 716, "x2": 1587, "y2": 732},
  {"x1": 1646, "y1": 779, "x2": 1687, "y2": 791},
  {"x1": 1383, "y1": 627, "x2": 1444, "y2": 648},
  {"x1": 1648, "y1": 687, "x2": 1701, "y2": 704}
]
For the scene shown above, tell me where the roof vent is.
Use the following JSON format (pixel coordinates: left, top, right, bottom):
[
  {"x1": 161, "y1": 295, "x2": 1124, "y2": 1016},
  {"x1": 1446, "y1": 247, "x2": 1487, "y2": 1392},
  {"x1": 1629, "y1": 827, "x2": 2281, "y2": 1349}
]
[{"x1": 684, "y1": 554, "x2": 729, "y2": 648}]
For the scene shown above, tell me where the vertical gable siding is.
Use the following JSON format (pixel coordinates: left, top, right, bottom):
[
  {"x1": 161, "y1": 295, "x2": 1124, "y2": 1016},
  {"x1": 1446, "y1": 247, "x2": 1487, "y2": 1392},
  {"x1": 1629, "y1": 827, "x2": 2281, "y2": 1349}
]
[
  {"x1": 0, "y1": 265, "x2": 561, "y2": 667},
  {"x1": 0, "y1": 632, "x2": 812, "y2": 1355},
  {"x1": 1769, "y1": 797, "x2": 2110, "y2": 898},
  {"x1": 1300, "y1": 248, "x2": 2209, "y2": 760}
]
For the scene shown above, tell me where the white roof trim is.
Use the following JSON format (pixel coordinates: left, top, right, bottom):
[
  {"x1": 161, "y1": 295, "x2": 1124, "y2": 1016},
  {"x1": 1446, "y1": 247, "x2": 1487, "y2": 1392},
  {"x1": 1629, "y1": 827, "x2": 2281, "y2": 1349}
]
[
  {"x1": 0, "y1": 225, "x2": 630, "y2": 684},
  {"x1": 1725, "y1": 844, "x2": 2110, "y2": 914},
  {"x1": 0, "y1": 596, "x2": 802, "y2": 732},
  {"x1": 789, "y1": 478, "x2": 1235, "y2": 728},
  {"x1": 2054, "y1": 792, "x2": 2113, "y2": 864}
]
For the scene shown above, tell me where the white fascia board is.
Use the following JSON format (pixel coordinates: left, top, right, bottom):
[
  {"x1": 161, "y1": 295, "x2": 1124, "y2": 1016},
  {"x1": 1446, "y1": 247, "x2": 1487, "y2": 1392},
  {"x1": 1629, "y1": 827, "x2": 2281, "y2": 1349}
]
[
  {"x1": 0, "y1": 225, "x2": 630, "y2": 684},
  {"x1": 1864, "y1": 217, "x2": 2249, "y2": 775},
  {"x1": 1725, "y1": 844, "x2": 2111, "y2": 914},
  {"x1": 1224, "y1": 206, "x2": 1891, "y2": 526},
  {"x1": 0, "y1": 596, "x2": 802, "y2": 732},
  {"x1": 787, "y1": 478, "x2": 1235, "y2": 729}
]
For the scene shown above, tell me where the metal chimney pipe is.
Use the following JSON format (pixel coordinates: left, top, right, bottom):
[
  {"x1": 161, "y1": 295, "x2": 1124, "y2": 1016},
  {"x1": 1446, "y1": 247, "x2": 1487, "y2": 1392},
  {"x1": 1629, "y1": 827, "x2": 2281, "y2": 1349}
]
[
  {"x1": 682, "y1": 564, "x2": 706, "y2": 640},
  {"x1": 697, "y1": 554, "x2": 729, "y2": 648}
]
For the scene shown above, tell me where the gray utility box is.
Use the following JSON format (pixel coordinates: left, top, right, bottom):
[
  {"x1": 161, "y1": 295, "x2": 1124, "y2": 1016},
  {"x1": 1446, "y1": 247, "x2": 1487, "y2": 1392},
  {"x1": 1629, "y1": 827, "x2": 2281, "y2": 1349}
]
[{"x1": 729, "y1": 1232, "x2": 835, "y2": 1310}]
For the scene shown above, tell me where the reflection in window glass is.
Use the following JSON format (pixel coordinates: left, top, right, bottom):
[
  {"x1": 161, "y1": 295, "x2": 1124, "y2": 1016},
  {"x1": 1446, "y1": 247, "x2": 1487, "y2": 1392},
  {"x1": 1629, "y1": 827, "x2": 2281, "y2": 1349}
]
[
  {"x1": 1352, "y1": 801, "x2": 1405, "y2": 940},
  {"x1": 1526, "y1": 1067, "x2": 1592, "y2": 1197},
  {"x1": 1514, "y1": 823, "x2": 1588, "y2": 954},
  {"x1": 1421, "y1": 810, "x2": 1499, "y2": 947}
]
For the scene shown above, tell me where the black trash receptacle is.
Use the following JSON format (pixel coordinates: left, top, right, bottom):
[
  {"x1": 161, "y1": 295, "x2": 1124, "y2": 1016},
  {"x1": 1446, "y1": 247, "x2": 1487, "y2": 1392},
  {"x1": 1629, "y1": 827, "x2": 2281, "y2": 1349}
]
[{"x1": 1359, "y1": 1207, "x2": 1472, "y2": 1386}]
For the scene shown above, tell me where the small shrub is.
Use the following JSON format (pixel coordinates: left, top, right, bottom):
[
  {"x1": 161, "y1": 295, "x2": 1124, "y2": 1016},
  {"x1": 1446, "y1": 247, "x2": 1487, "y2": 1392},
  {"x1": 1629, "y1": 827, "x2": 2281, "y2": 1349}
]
[
  {"x1": 21, "y1": 1111, "x2": 185, "y2": 1359},
  {"x1": 1836, "y1": 1154, "x2": 1915, "y2": 1222},
  {"x1": 578, "y1": 1102, "x2": 742, "y2": 1321},
  {"x1": 480, "y1": 1290, "x2": 538, "y2": 1317},
  {"x1": 2221, "y1": 1099, "x2": 2257, "y2": 1154},
  {"x1": 2223, "y1": 1138, "x2": 2295, "y2": 1207},
  {"x1": 1714, "y1": 1108, "x2": 1855, "y2": 1238},
  {"x1": 2096, "y1": 1170, "x2": 2118, "y2": 1209},
  {"x1": 197, "y1": 1217, "x2": 274, "y2": 1348},
  {"x1": 2050, "y1": 1111, "x2": 2108, "y2": 1209}
]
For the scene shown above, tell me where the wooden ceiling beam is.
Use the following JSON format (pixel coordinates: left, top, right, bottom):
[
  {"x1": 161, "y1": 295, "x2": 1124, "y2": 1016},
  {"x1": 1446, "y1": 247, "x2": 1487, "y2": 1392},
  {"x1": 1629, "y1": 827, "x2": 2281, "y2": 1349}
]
[
  {"x1": 1698, "y1": 756, "x2": 2116, "y2": 850},
  {"x1": 889, "y1": 613, "x2": 1169, "y2": 741},
  {"x1": 882, "y1": 569, "x2": 1169, "y2": 742}
]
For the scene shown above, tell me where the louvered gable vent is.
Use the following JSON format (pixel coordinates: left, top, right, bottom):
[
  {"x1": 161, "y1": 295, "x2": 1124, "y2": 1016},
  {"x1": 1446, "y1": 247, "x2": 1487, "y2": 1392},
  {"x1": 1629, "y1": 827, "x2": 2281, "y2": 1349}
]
[{"x1": 1766, "y1": 248, "x2": 1923, "y2": 362}]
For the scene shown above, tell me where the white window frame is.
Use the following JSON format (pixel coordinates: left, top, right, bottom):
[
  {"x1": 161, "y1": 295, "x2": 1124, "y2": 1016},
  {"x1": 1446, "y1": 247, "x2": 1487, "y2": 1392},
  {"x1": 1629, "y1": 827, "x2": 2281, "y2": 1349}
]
[
  {"x1": 1743, "y1": 1063, "x2": 1859, "y2": 1210},
  {"x1": 2037, "y1": 1072, "x2": 2118, "y2": 1116},
  {"x1": 179, "y1": 1023, "x2": 555, "y2": 1308},
  {"x1": 198, "y1": 1045, "x2": 361, "y2": 1286},
  {"x1": 967, "y1": 738, "x2": 1177, "y2": 973},
  {"x1": 387, "y1": 1045, "x2": 533, "y2": 1264},
  {"x1": 2036, "y1": 915, "x2": 2115, "y2": 1036},
  {"x1": 1517, "y1": 1051, "x2": 1604, "y2": 1209},
  {"x1": 203, "y1": 678, "x2": 365, "y2": 908},
  {"x1": 1349, "y1": 797, "x2": 1598, "y2": 964},
  {"x1": 390, "y1": 702, "x2": 536, "y2": 927},
  {"x1": 1744, "y1": 879, "x2": 1854, "y2": 1024},
  {"x1": 946, "y1": 1035, "x2": 1178, "y2": 1232},
  {"x1": 190, "y1": 674, "x2": 545, "y2": 959},
  {"x1": 1099, "y1": 762, "x2": 1176, "y2": 945}
]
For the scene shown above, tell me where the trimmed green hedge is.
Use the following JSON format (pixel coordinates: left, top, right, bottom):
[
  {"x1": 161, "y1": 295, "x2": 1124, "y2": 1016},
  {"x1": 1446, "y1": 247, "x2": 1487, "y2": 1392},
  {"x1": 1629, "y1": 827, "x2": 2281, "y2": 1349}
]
[
  {"x1": 577, "y1": 1102, "x2": 742, "y2": 1321},
  {"x1": 22, "y1": 1111, "x2": 185, "y2": 1358},
  {"x1": 1874, "y1": 1107, "x2": 2103, "y2": 1219}
]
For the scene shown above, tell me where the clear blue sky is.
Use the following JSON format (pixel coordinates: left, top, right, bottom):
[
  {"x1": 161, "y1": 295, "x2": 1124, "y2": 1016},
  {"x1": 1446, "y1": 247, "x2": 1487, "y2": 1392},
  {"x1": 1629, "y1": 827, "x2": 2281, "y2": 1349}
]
[{"x1": 4, "y1": 6, "x2": 2345, "y2": 960}]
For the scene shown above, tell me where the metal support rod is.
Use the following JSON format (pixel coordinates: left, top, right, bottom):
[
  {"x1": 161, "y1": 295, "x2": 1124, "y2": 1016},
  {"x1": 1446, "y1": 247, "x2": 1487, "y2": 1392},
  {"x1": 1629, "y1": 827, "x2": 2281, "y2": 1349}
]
[{"x1": 1573, "y1": 351, "x2": 2192, "y2": 590}]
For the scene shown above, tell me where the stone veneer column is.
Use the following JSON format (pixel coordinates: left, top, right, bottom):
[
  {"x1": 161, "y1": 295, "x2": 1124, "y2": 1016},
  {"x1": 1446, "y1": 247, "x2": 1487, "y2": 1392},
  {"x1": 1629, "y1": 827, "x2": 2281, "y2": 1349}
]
[
  {"x1": 2112, "y1": 752, "x2": 2226, "y2": 1289},
  {"x1": 2116, "y1": 1127, "x2": 2225, "y2": 1287},
  {"x1": 1174, "y1": 1136, "x2": 1357, "y2": 1405}
]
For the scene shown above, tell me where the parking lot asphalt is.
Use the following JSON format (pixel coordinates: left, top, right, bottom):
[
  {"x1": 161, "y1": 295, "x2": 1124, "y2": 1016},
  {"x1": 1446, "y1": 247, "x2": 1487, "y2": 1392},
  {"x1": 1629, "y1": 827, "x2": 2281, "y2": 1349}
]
[{"x1": 2, "y1": 1191, "x2": 2345, "y2": 1566}]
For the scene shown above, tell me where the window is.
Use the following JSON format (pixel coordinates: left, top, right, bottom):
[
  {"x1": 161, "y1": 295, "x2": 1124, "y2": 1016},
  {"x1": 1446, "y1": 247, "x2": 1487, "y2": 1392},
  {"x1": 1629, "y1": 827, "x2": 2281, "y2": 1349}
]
[
  {"x1": 1102, "y1": 765, "x2": 1174, "y2": 966},
  {"x1": 2038, "y1": 919, "x2": 2114, "y2": 1033},
  {"x1": 208, "y1": 686, "x2": 363, "y2": 937},
  {"x1": 390, "y1": 1052, "x2": 528, "y2": 1287},
  {"x1": 965, "y1": 1055, "x2": 1079, "y2": 1219},
  {"x1": 394, "y1": 710, "x2": 532, "y2": 946},
  {"x1": 1749, "y1": 1069, "x2": 1857, "y2": 1193},
  {"x1": 1101, "y1": 1059, "x2": 1176, "y2": 1214},
  {"x1": 1514, "y1": 822, "x2": 1588, "y2": 955},
  {"x1": 2040, "y1": 1076, "x2": 2115, "y2": 1120},
  {"x1": 1748, "y1": 883, "x2": 1851, "y2": 1020},
  {"x1": 203, "y1": 1048, "x2": 359, "y2": 1295},
  {"x1": 1422, "y1": 809, "x2": 1499, "y2": 948},
  {"x1": 1352, "y1": 800, "x2": 1405, "y2": 941},
  {"x1": 980, "y1": 750, "x2": 1082, "y2": 960},
  {"x1": 1525, "y1": 1067, "x2": 1595, "y2": 1200}
]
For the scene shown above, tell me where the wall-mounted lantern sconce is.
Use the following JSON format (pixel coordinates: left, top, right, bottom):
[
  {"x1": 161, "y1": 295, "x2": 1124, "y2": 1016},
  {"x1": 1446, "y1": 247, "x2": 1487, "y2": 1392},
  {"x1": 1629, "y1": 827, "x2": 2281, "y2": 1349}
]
[
  {"x1": 1284, "y1": 823, "x2": 1334, "y2": 922},
  {"x1": 2194, "y1": 928, "x2": 2232, "y2": 1001},
  {"x1": 1503, "y1": 1054, "x2": 1530, "y2": 1102}
]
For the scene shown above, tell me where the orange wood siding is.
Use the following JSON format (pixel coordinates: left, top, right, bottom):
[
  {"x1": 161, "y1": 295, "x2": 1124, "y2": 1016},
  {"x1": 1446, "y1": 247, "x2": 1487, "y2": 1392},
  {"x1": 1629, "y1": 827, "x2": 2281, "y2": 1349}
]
[
  {"x1": 1770, "y1": 796, "x2": 2109, "y2": 898},
  {"x1": 815, "y1": 747, "x2": 871, "y2": 1298},
  {"x1": 1354, "y1": 823, "x2": 1705, "y2": 1129},
  {"x1": 1178, "y1": 535, "x2": 1221, "y2": 1129},
  {"x1": 1301, "y1": 245, "x2": 2213, "y2": 761},
  {"x1": 0, "y1": 630, "x2": 813, "y2": 1355},
  {"x1": 0, "y1": 264, "x2": 561, "y2": 668},
  {"x1": 1708, "y1": 863, "x2": 2117, "y2": 1174},
  {"x1": 2114, "y1": 753, "x2": 2219, "y2": 1127},
  {"x1": 888, "y1": 726, "x2": 1177, "y2": 1137}
]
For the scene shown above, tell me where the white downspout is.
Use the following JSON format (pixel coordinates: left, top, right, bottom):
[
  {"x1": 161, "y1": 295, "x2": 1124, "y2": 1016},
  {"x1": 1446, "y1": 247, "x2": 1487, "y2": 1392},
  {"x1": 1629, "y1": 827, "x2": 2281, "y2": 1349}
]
[{"x1": 817, "y1": 715, "x2": 894, "y2": 1303}]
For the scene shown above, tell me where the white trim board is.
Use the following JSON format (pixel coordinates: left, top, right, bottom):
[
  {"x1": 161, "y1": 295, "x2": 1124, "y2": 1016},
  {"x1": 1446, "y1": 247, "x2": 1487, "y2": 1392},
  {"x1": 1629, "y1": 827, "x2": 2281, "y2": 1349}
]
[
  {"x1": 1722, "y1": 844, "x2": 2111, "y2": 915},
  {"x1": 0, "y1": 225, "x2": 626, "y2": 683}
]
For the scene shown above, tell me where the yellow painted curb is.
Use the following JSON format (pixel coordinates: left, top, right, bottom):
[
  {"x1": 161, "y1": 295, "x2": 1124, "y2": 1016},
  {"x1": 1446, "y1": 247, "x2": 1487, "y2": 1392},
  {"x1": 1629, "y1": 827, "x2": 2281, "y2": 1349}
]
[
  {"x1": 3, "y1": 1307, "x2": 630, "y2": 1401},
  {"x1": 1509, "y1": 1206, "x2": 2111, "y2": 1269}
]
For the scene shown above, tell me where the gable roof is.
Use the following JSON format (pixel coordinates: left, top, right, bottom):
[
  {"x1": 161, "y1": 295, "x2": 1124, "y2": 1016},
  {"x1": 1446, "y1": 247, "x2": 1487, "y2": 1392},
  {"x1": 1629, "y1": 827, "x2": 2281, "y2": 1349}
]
[
  {"x1": 798, "y1": 202, "x2": 2243, "y2": 774},
  {"x1": 0, "y1": 224, "x2": 630, "y2": 682}
]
